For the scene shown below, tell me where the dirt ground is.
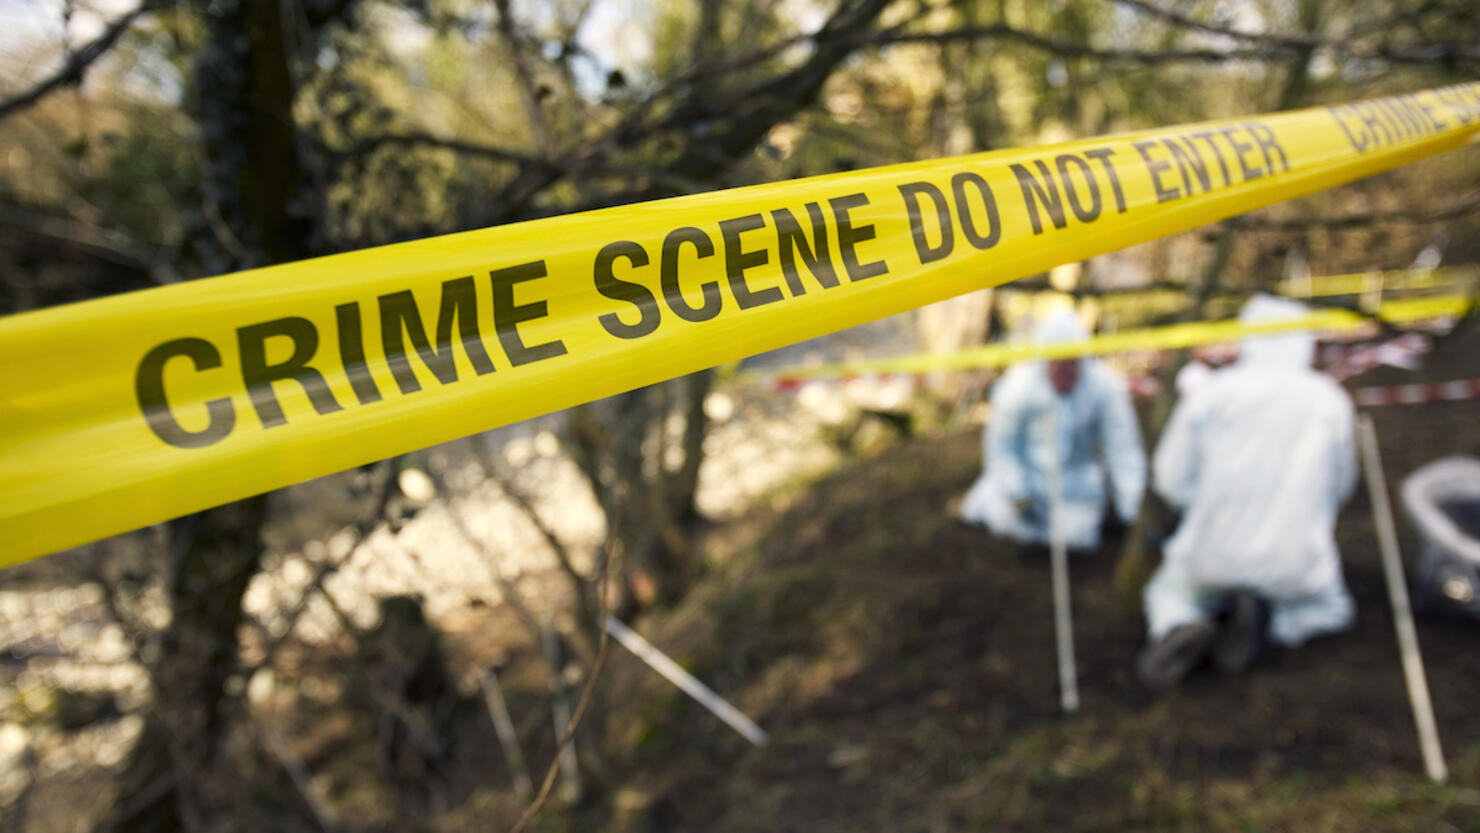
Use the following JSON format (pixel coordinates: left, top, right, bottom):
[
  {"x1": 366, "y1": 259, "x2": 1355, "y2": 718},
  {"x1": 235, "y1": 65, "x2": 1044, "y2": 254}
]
[{"x1": 593, "y1": 322, "x2": 1480, "y2": 833}]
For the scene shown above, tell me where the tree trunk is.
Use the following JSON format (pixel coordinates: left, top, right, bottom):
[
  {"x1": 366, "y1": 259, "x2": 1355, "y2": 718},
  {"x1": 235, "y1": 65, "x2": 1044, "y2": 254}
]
[
  {"x1": 565, "y1": 371, "x2": 713, "y2": 608},
  {"x1": 666, "y1": 369, "x2": 713, "y2": 527},
  {"x1": 98, "y1": 1, "x2": 312, "y2": 829},
  {"x1": 97, "y1": 498, "x2": 269, "y2": 833}
]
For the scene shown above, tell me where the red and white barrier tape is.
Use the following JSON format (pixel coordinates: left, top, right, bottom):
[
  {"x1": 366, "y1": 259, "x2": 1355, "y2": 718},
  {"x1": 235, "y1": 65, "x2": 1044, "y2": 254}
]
[
  {"x1": 1351, "y1": 378, "x2": 1480, "y2": 407},
  {"x1": 1322, "y1": 333, "x2": 1431, "y2": 382},
  {"x1": 770, "y1": 372, "x2": 925, "y2": 393}
]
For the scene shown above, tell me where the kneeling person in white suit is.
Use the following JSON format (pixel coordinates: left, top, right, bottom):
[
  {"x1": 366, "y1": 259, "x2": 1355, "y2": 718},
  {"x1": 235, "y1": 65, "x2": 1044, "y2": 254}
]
[
  {"x1": 1138, "y1": 295, "x2": 1358, "y2": 689},
  {"x1": 960, "y1": 311, "x2": 1147, "y2": 552}
]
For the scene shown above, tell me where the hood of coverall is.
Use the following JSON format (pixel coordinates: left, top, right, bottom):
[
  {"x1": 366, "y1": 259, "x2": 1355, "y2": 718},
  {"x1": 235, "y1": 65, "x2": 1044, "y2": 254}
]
[
  {"x1": 1035, "y1": 310, "x2": 1089, "y2": 395},
  {"x1": 1237, "y1": 294, "x2": 1315, "y2": 369},
  {"x1": 1033, "y1": 309, "x2": 1089, "y2": 346}
]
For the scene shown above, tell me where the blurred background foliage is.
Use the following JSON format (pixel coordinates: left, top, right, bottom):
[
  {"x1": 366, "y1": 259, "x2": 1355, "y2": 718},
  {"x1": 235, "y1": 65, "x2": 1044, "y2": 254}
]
[{"x1": 1, "y1": 1, "x2": 1479, "y2": 832}]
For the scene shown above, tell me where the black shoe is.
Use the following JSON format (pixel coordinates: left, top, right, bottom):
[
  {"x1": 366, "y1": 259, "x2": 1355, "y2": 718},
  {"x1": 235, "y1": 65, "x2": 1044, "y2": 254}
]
[
  {"x1": 1213, "y1": 592, "x2": 1270, "y2": 674},
  {"x1": 1137, "y1": 621, "x2": 1217, "y2": 691}
]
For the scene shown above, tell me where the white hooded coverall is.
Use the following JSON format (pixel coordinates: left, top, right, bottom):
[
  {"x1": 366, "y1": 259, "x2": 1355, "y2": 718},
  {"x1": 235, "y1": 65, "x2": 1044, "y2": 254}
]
[
  {"x1": 960, "y1": 312, "x2": 1147, "y2": 550},
  {"x1": 1144, "y1": 295, "x2": 1358, "y2": 647}
]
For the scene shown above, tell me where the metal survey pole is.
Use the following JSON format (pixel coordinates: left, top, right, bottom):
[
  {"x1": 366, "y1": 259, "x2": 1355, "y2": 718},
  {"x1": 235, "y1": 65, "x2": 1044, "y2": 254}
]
[
  {"x1": 480, "y1": 668, "x2": 534, "y2": 801},
  {"x1": 1046, "y1": 406, "x2": 1080, "y2": 714},
  {"x1": 1358, "y1": 414, "x2": 1447, "y2": 783},
  {"x1": 540, "y1": 625, "x2": 583, "y2": 802},
  {"x1": 604, "y1": 615, "x2": 768, "y2": 746}
]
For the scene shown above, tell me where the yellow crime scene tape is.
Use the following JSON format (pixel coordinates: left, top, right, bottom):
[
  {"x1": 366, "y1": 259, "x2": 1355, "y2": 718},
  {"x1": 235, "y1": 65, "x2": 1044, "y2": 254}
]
[
  {"x1": 1274, "y1": 265, "x2": 1476, "y2": 298},
  {"x1": 1015, "y1": 265, "x2": 1474, "y2": 307},
  {"x1": 1084, "y1": 265, "x2": 1474, "y2": 313},
  {"x1": 1083, "y1": 269, "x2": 1474, "y2": 331},
  {"x1": 753, "y1": 294, "x2": 1474, "y2": 382},
  {"x1": 4, "y1": 82, "x2": 1480, "y2": 566}
]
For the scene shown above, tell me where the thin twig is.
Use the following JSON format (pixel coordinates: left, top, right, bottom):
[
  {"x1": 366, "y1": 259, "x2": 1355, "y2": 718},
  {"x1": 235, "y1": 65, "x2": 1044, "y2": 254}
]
[
  {"x1": 868, "y1": 22, "x2": 1273, "y2": 63},
  {"x1": 244, "y1": 460, "x2": 400, "y2": 677},
  {"x1": 494, "y1": 0, "x2": 555, "y2": 156},
  {"x1": 0, "y1": 203, "x2": 155, "y2": 272},
  {"x1": 509, "y1": 526, "x2": 618, "y2": 833},
  {"x1": 473, "y1": 436, "x2": 595, "y2": 632},
  {"x1": 480, "y1": 669, "x2": 535, "y2": 800},
  {"x1": 0, "y1": 2, "x2": 157, "y2": 121},
  {"x1": 344, "y1": 132, "x2": 551, "y2": 169},
  {"x1": 422, "y1": 466, "x2": 549, "y2": 644},
  {"x1": 1109, "y1": 0, "x2": 1479, "y2": 66},
  {"x1": 257, "y1": 727, "x2": 337, "y2": 832},
  {"x1": 1110, "y1": 0, "x2": 1324, "y2": 49},
  {"x1": 1229, "y1": 196, "x2": 1480, "y2": 231}
]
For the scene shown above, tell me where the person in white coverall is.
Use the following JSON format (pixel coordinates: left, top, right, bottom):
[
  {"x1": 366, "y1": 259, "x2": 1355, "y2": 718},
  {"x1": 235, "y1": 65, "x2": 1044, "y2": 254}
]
[
  {"x1": 960, "y1": 310, "x2": 1146, "y2": 551},
  {"x1": 1138, "y1": 294, "x2": 1358, "y2": 689}
]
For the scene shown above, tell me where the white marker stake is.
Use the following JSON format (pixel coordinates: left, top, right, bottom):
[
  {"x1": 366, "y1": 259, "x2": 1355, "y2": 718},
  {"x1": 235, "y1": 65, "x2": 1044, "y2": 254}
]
[
  {"x1": 1046, "y1": 407, "x2": 1080, "y2": 714},
  {"x1": 480, "y1": 669, "x2": 534, "y2": 801},
  {"x1": 1358, "y1": 415, "x2": 1447, "y2": 783},
  {"x1": 604, "y1": 615, "x2": 768, "y2": 746},
  {"x1": 540, "y1": 625, "x2": 582, "y2": 802}
]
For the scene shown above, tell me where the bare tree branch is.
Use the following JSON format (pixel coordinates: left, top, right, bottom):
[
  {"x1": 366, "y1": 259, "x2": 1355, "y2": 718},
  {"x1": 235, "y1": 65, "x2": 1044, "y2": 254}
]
[
  {"x1": 473, "y1": 436, "x2": 596, "y2": 634},
  {"x1": 0, "y1": 3, "x2": 156, "y2": 122},
  {"x1": 457, "y1": 0, "x2": 902, "y2": 224},
  {"x1": 351, "y1": 0, "x2": 1478, "y2": 238},
  {"x1": 1111, "y1": 0, "x2": 1327, "y2": 49},
  {"x1": 243, "y1": 459, "x2": 400, "y2": 678},
  {"x1": 254, "y1": 728, "x2": 337, "y2": 833},
  {"x1": 870, "y1": 22, "x2": 1274, "y2": 63},
  {"x1": 1229, "y1": 195, "x2": 1480, "y2": 230},
  {"x1": 425, "y1": 468, "x2": 546, "y2": 640},
  {"x1": 1109, "y1": 0, "x2": 1480, "y2": 66},
  {"x1": 346, "y1": 131, "x2": 553, "y2": 169},
  {"x1": 494, "y1": 0, "x2": 556, "y2": 156},
  {"x1": 357, "y1": 5, "x2": 1271, "y2": 231},
  {"x1": 509, "y1": 515, "x2": 618, "y2": 833},
  {"x1": 0, "y1": 202, "x2": 155, "y2": 272}
]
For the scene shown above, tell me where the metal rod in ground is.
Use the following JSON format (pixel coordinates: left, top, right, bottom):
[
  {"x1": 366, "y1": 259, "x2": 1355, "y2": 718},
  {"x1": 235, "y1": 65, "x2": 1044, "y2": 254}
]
[
  {"x1": 540, "y1": 625, "x2": 583, "y2": 802},
  {"x1": 479, "y1": 668, "x2": 534, "y2": 801},
  {"x1": 1357, "y1": 414, "x2": 1447, "y2": 783},
  {"x1": 1046, "y1": 407, "x2": 1080, "y2": 714},
  {"x1": 603, "y1": 615, "x2": 768, "y2": 746},
  {"x1": 259, "y1": 727, "x2": 337, "y2": 833}
]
